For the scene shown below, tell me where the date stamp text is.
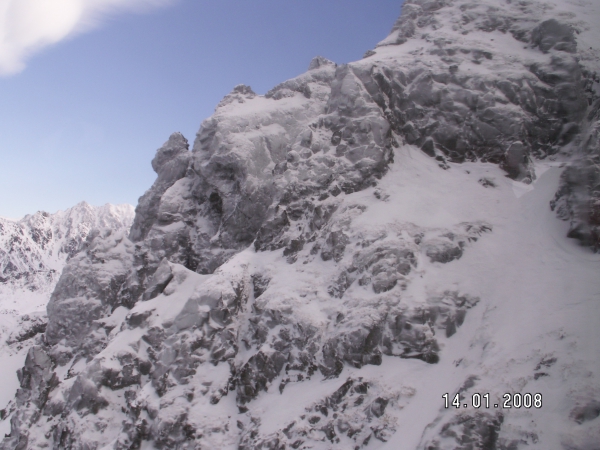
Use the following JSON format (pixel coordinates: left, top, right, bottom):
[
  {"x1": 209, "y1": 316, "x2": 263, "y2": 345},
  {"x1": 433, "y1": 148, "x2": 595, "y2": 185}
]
[{"x1": 442, "y1": 393, "x2": 542, "y2": 409}]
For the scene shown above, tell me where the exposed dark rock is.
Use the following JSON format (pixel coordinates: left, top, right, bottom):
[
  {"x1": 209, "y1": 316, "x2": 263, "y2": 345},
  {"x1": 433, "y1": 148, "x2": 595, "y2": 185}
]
[
  {"x1": 423, "y1": 412, "x2": 504, "y2": 450},
  {"x1": 16, "y1": 346, "x2": 57, "y2": 408},
  {"x1": 130, "y1": 133, "x2": 191, "y2": 243},
  {"x1": 98, "y1": 353, "x2": 144, "y2": 390},
  {"x1": 425, "y1": 239, "x2": 464, "y2": 263},
  {"x1": 142, "y1": 258, "x2": 174, "y2": 300},
  {"x1": 67, "y1": 375, "x2": 108, "y2": 413},
  {"x1": 478, "y1": 177, "x2": 496, "y2": 188},
  {"x1": 240, "y1": 377, "x2": 401, "y2": 448},
  {"x1": 251, "y1": 274, "x2": 270, "y2": 299},
  {"x1": 320, "y1": 230, "x2": 349, "y2": 262},
  {"x1": 45, "y1": 229, "x2": 135, "y2": 361},
  {"x1": 308, "y1": 56, "x2": 337, "y2": 71},
  {"x1": 216, "y1": 84, "x2": 256, "y2": 108},
  {"x1": 531, "y1": 19, "x2": 576, "y2": 53},
  {"x1": 6, "y1": 314, "x2": 47, "y2": 345},
  {"x1": 501, "y1": 142, "x2": 532, "y2": 182},
  {"x1": 237, "y1": 351, "x2": 287, "y2": 405},
  {"x1": 552, "y1": 111, "x2": 600, "y2": 250},
  {"x1": 570, "y1": 400, "x2": 600, "y2": 424}
]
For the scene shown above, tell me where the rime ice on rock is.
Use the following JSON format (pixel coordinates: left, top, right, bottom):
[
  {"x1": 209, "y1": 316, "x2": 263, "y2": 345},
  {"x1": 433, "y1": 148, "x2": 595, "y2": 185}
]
[{"x1": 308, "y1": 56, "x2": 336, "y2": 71}]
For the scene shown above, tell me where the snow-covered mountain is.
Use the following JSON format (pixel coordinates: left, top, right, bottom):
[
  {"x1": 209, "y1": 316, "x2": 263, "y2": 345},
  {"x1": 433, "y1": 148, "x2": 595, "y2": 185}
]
[
  {"x1": 2, "y1": 0, "x2": 599, "y2": 448},
  {"x1": 0, "y1": 202, "x2": 134, "y2": 296},
  {"x1": 0, "y1": 202, "x2": 134, "y2": 436}
]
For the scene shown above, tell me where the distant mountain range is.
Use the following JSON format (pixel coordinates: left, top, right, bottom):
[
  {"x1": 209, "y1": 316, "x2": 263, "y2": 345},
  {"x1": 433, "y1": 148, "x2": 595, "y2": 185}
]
[{"x1": 0, "y1": 202, "x2": 134, "y2": 295}]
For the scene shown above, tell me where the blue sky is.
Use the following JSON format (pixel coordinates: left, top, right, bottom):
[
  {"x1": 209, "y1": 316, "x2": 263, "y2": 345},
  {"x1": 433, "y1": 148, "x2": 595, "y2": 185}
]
[{"x1": 0, "y1": 0, "x2": 402, "y2": 219}]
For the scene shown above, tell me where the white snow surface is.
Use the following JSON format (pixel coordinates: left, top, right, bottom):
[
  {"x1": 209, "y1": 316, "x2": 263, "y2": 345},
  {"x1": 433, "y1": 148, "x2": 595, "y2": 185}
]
[{"x1": 12, "y1": 146, "x2": 598, "y2": 448}]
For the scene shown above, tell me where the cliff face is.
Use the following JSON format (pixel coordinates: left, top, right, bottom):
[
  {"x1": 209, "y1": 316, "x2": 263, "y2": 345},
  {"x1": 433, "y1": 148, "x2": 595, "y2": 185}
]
[{"x1": 2, "y1": 0, "x2": 600, "y2": 449}]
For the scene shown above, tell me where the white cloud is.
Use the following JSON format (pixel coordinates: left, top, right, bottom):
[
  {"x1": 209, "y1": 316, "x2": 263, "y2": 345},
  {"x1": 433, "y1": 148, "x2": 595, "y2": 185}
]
[{"x1": 0, "y1": 0, "x2": 175, "y2": 76}]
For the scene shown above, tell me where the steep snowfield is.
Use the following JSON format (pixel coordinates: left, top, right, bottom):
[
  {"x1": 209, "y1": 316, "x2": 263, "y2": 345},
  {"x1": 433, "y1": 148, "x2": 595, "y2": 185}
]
[{"x1": 355, "y1": 148, "x2": 599, "y2": 448}]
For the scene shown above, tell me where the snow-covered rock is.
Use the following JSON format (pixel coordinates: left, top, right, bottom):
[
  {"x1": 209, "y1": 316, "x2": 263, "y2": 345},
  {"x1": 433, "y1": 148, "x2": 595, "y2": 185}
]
[
  {"x1": 0, "y1": 202, "x2": 133, "y2": 332},
  {"x1": 0, "y1": 202, "x2": 134, "y2": 298},
  {"x1": 0, "y1": 202, "x2": 134, "y2": 439},
  {"x1": 2, "y1": 0, "x2": 600, "y2": 448}
]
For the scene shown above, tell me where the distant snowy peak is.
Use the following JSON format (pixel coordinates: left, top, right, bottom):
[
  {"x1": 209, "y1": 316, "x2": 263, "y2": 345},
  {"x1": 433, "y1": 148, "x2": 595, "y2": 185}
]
[{"x1": 0, "y1": 202, "x2": 134, "y2": 291}]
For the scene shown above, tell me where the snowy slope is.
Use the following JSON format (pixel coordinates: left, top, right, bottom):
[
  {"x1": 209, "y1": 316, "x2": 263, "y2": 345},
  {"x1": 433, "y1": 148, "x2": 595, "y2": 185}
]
[{"x1": 1, "y1": 0, "x2": 599, "y2": 448}]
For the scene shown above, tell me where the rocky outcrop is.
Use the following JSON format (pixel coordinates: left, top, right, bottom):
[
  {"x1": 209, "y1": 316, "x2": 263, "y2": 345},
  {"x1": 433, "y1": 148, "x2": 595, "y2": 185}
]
[
  {"x1": 376, "y1": 0, "x2": 598, "y2": 250},
  {"x1": 551, "y1": 85, "x2": 600, "y2": 250},
  {"x1": 0, "y1": 202, "x2": 135, "y2": 376},
  {"x1": 1, "y1": 346, "x2": 57, "y2": 450},
  {"x1": 238, "y1": 377, "x2": 415, "y2": 449},
  {"x1": 376, "y1": 1, "x2": 588, "y2": 180},
  {"x1": 128, "y1": 0, "x2": 597, "y2": 265},
  {"x1": 45, "y1": 229, "x2": 136, "y2": 363},
  {"x1": 129, "y1": 132, "x2": 191, "y2": 243},
  {"x1": 1, "y1": 170, "x2": 495, "y2": 447}
]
